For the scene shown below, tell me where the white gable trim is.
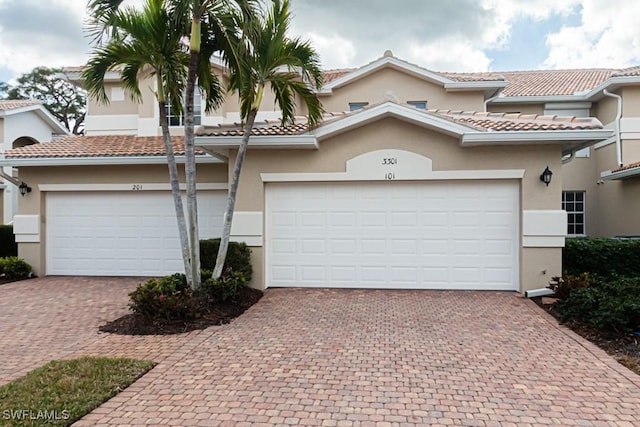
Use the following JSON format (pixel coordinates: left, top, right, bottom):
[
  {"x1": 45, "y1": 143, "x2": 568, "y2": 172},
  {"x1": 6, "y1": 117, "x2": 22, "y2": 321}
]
[
  {"x1": 319, "y1": 56, "x2": 506, "y2": 95},
  {"x1": 0, "y1": 104, "x2": 69, "y2": 135},
  {"x1": 314, "y1": 102, "x2": 472, "y2": 141}
]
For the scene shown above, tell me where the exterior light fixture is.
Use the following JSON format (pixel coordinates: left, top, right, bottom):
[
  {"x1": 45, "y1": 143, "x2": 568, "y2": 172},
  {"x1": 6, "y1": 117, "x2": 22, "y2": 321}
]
[
  {"x1": 18, "y1": 182, "x2": 32, "y2": 196},
  {"x1": 539, "y1": 166, "x2": 552, "y2": 187}
]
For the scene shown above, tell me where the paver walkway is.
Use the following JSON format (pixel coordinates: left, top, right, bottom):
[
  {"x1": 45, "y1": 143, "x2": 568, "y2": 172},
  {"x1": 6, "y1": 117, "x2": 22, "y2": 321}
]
[{"x1": 1, "y1": 278, "x2": 639, "y2": 426}]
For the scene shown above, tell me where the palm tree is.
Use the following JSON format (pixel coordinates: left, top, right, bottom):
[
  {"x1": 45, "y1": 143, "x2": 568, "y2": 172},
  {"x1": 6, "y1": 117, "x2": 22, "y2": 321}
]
[
  {"x1": 83, "y1": 0, "x2": 223, "y2": 288},
  {"x1": 212, "y1": 0, "x2": 324, "y2": 279},
  {"x1": 166, "y1": 0, "x2": 253, "y2": 289}
]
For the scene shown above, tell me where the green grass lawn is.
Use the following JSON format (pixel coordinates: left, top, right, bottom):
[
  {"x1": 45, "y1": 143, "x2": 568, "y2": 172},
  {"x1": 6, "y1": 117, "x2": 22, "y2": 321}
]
[{"x1": 0, "y1": 357, "x2": 155, "y2": 426}]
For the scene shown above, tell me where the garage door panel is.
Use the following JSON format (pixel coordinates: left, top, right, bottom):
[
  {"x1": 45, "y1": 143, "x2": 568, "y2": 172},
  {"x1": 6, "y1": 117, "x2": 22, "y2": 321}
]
[
  {"x1": 266, "y1": 181, "x2": 519, "y2": 290},
  {"x1": 47, "y1": 191, "x2": 225, "y2": 276}
]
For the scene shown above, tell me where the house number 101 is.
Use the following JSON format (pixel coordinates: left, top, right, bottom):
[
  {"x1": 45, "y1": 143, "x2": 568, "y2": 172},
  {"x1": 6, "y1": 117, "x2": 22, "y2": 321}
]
[{"x1": 385, "y1": 172, "x2": 396, "y2": 180}]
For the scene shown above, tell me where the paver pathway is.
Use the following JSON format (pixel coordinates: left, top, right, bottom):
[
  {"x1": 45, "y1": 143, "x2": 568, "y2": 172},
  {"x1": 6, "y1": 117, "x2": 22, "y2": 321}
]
[{"x1": 1, "y1": 278, "x2": 639, "y2": 426}]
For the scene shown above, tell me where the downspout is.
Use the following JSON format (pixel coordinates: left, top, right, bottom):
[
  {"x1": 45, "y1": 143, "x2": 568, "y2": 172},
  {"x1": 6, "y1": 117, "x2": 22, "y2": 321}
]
[
  {"x1": 562, "y1": 151, "x2": 576, "y2": 165},
  {"x1": 602, "y1": 89, "x2": 623, "y2": 167},
  {"x1": 0, "y1": 169, "x2": 20, "y2": 187},
  {"x1": 483, "y1": 93, "x2": 501, "y2": 112}
]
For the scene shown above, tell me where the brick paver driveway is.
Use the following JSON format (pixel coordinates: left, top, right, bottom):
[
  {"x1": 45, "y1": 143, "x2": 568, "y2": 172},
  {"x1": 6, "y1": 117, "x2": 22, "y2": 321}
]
[{"x1": 1, "y1": 278, "x2": 640, "y2": 426}]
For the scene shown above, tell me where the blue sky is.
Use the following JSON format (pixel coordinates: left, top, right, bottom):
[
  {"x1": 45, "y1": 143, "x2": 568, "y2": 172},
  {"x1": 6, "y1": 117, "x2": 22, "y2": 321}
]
[{"x1": 0, "y1": 0, "x2": 638, "y2": 83}]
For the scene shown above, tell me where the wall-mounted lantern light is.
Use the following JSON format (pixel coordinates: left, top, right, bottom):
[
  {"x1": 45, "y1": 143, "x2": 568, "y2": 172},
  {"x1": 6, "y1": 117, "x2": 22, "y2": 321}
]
[
  {"x1": 18, "y1": 182, "x2": 32, "y2": 196},
  {"x1": 539, "y1": 166, "x2": 553, "y2": 187}
]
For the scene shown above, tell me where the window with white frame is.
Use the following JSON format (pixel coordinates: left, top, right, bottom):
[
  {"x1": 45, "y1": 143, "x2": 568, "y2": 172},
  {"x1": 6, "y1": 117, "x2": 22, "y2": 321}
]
[
  {"x1": 407, "y1": 100, "x2": 427, "y2": 109},
  {"x1": 164, "y1": 86, "x2": 202, "y2": 126},
  {"x1": 349, "y1": 102, "x2": 368, "y2": 111},
  {"x1": 562, "y1": 191, "x2": 586, "y2": 236}
]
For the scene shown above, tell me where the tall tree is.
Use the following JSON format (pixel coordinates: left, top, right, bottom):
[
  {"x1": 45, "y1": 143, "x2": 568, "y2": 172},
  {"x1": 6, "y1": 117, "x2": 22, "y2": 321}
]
[
  {"x1": 212, "y1": 0, "x2": 323, "y2": 279},
  {"x1": 2, "y1": 67, "x2": 86, "y2": 134},
  {"x1": 167, "y1": 0, "x2": 251, "y2": 289},
  {"x1": 83, "y1": 0, "x2": 223, "y2": 287}
]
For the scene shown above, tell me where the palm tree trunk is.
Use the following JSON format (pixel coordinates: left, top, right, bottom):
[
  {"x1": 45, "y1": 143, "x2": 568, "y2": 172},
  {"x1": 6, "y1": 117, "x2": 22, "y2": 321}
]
[
  {"x1": 158, "y1": 78, "x2": 193, "y2": 285},
  {"x1": 185, "y1": 38, "x2": 201, "y2": 290},
  {"x1": 213, "y1": 108, "x2": 258, "y2": 279}
]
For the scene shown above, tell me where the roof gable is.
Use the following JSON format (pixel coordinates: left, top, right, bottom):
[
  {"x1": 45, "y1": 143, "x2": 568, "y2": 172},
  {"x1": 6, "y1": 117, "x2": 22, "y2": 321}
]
[
  {"x1": 318, "y1": 51, "x2": 506, "y2": 96},
  {"x1": 0, "y1": 100, "x2": 69, "y2": 135}
]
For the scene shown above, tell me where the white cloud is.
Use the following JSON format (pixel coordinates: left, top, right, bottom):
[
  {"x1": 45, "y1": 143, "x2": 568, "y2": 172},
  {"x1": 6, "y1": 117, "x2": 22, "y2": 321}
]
[
  {"x1": 307, "y1": 33, "x2": 357, "y2": 70},
  {"x1": 408, "y1": 39, "x2": 492, "y2": 72},
  {"x1": 542, "y1": 0, "x2": 640, "y2": 68}
]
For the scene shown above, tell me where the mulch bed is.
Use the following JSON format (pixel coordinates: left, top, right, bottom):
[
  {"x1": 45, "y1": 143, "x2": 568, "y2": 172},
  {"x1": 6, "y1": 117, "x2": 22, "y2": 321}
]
[
  {"x1": 100, "y1": 286, "x2": 263, "y2": 335},
  {"x1": 533, "y1": 297, "x2": 640, "y2": 376}
]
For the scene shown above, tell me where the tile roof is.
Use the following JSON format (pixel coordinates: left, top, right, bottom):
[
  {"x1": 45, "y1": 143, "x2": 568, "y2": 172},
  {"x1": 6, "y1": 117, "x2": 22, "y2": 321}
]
[
  {"x1": 612, "y1": 160, "x2": 640, "y2": 173},
  {"x1": 0, "y1": 100, "x2": 42, "y2": 111},
  {"x1": 198, "y1": 104, "x2": 604, "y2": 137},
  {"x1": 322, "y1": 69, "x2": 355, "y2": 84},
  {"x1": 613, "y1": 66, "x2": 640, "y2": 77},
  {"x1": 5, "y1": 135, "x2": 206, "y2": 159},
  {"x1": 438, "y1": 72, "x2": 505, "y2": 82},
  {"x1": 430, "y1": 110, "x2": 604, "y2": 131},
  {"x1": 483, "y1": 69, "x2": 615, "y2": 97}
]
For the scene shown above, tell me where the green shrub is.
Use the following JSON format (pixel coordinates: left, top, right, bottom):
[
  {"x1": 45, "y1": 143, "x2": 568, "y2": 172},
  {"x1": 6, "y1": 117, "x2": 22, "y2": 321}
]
[
  {"x1": 202, "y1": 271, "x2": 247, "y2": 303},
  {"x1": 564, "y1": 238, "x2": 640, "y2": 278},
  {"x1": 129, "y1": 273, "x2": 200, "y2": 320},
  {"x1": 548, "y1": 272, "x2": 598, "y2": 300},
  {"x1": 0, "y1": 225, "x2": 17, "y2": 258},
  {"x1": 0, "y1": 256, "x2": 32, "y2": 280},
  {"x1": 557, "y1": 276, "x2": 640, "y2": 333},
  {"x1": 200, "y1": 239, "x2": 252, "y2": 282}
]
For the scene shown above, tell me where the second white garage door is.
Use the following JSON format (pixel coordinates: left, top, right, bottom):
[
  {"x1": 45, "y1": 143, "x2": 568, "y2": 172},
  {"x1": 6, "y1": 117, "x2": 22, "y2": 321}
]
[
  {"x1": 266, "y1": 181, "x2": 519, "y2": 290},
  {"x1": 46, "y1": 191, "x2": 226, "y2": 276}
]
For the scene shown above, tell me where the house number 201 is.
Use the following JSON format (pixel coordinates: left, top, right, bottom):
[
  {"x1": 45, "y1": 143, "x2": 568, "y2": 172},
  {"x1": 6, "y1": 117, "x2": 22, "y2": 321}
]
[{"x1": 132, "y1": 184, "x2": 143, "y2": 191}]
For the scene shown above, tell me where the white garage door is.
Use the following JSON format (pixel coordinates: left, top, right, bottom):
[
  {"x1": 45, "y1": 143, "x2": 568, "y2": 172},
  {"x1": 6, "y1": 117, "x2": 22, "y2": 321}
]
[
  {"x1": 266, "y1": 181, "x2": 519, "y2": 290},
  {"x1": 46, "y1": 191, "x2": 226, "y2": 276}
]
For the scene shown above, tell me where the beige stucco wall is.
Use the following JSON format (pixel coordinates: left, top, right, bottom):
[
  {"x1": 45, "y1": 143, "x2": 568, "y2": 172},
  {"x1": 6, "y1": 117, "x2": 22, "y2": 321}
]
[
  {"x1": 17, "y1": 163, "x2": 228, "y2": 277},
  {"x1": 320, "y1": 68, "x2": 485, "y2": 112},
  {"x1": 622, "y1": 87, "x2": 640, "y2": 117},
  {"x1": 590, "y1": 142, "x2": 640, "y2": 237},
  {"x1": 488, "y1": 103, "x2": 544, "y2": 115},
  {"x1": 88, "y1": 82, "x2": 140, "y2": 116},
  {"x1": 593, "y1": 94, "x2": 618, "y2": 125},
  {"x1": 622, "y1": 139, "x2": 640, "y2": 165},
  {"x1": 229, "y1": 117, "x2": 563, "y2": 292}
]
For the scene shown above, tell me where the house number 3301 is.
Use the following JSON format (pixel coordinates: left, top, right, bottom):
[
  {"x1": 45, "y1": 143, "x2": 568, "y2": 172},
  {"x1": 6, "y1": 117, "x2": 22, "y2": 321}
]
[{"x1": 382, "y1": 157, "x2": 397, "y2": 165}]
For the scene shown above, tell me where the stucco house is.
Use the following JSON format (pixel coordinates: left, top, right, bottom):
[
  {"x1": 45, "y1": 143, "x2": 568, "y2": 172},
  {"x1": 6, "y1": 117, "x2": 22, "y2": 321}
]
[
  {"x1": 2, "y1": 51, "x2": 638, "y2": 293},
  {"x1": 0, "y1": 100, "x2": 68, "y2": 225}
]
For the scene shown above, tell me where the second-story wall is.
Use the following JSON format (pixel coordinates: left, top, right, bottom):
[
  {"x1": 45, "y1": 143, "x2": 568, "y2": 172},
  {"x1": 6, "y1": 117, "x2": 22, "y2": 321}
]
[{"x1": 320, "y1": 68, "x2": 485, "y2": 112}]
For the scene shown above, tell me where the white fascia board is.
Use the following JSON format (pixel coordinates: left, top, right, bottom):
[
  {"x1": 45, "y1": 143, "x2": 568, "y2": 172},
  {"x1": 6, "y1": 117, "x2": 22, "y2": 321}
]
[
  {"x1": 582, "y1": 75, "x2": 640, "y2": 100},
  {"x1": 1, "y1": 105, "x2": 69, "y2": 135},
  {"x1": 0, "y1": 155, "x2": 222, "y2": 167},
  {"x1": 461, "y1": 129, "x2": 613, "y2": 145},
  {"x1": 601, "y1": 167, "x2": 640, "y2": 180},
  {"x1": 490, "y1": 94, "x2": 586, "y2": 104},
  {"x1": 443, "y1": 81, "x2": 508, "y2": 92},
  {"x1": 544, "y1": 101, "x2": 593, "y2": 110},
  {"x1": 314, "y1": 102, "x2": 470, "y2": 141},
  {"x1": 196, "y1": 135, "x2": 318, "y2": 149}
]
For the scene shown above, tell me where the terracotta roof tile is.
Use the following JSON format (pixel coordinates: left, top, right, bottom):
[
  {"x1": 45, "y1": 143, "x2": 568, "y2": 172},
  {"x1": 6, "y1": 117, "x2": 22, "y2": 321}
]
[
  {"x1": 496, "y1": 69, "x2": 615, "y2": 97},
  {"x1": 439, "y1": 72, "x2": 505, "y2": 82},
  {"x1": 612, "y1": 160, "x2": 640, "y2": 173},
  {"x1": 5, "y1": 135, "x2": 206, "y2": 159},
  {"x1": 427, "y1": 109, "x2": 604, "y2": 131},
  {"x1": 322, "y1": 68, "x2": 356, "y2": 84},
  {"x1": 0, "y1": 100, "x2": 42, "y2": 111},
  {"x1": 613, "y1": 66, "x2": 640, "y2": 77},
  {"x1": 197, "y1": 117, "x2": 315, "y2": 137}
]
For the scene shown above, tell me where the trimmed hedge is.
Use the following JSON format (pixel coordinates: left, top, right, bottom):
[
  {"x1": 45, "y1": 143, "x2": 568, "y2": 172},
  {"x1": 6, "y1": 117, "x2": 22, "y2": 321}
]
[
  {"x1": 0, "y1": 225, "x2": 17, "y2": 258},
  {"x1": 0, "y1": 256, "x2": 32, "y2": 281},
  {"x1": 564, "y1": 238, "x2": 640, "y2": 278},
  {"x1": 200, "y1": 239, "x2": 252, "y2": 282},
  {"x1": 557, "y1": 276, "x2": 640, "y2": 333}
]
